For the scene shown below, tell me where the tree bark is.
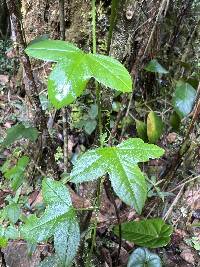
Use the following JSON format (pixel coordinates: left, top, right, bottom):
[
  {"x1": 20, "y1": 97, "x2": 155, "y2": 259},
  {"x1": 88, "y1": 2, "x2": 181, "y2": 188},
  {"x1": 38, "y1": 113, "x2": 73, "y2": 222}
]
[{"x1": 6, "y1": 0, "x2": 58, "y2": 175}]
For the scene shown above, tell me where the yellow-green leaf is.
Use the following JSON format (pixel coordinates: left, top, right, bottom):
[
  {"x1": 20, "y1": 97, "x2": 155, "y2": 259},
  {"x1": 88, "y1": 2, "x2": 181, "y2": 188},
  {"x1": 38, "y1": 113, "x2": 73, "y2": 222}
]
[{"x1": 147, "y1": 111, "x2": 164, "y2": 143}]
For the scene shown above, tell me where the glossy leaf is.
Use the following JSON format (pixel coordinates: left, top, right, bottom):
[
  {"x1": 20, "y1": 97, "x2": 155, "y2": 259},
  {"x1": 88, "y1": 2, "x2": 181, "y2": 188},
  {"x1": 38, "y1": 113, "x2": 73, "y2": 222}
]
[
  {"x1": 25, "y1": 40, "x2": 80, "y2": 62},
  {"x1": 48, "y1": 54, "x2": 89, "y2": 108},
  {"x1": 128, "y1": 248, "x2": 162, "y2": 267},
  {"x1": 4, "y1": 156, "x2": 30, "y2": 190},
  {"x1": 147, "y1": 111, "x2": 164, "y2": 143},
  {"x1": 71, "y1": 138, "x2": 164, "y2": 214},
  {"x1": 172, "y1": 81, "x2": 196, "y2": 118},
  {"x1": 1, "y1": 124, "x2": 39, "y2": 148},
  {"x1": 26, "y1": 39, "x2": 132, "y2": 109},
  {"x1": 114, "y1": 218, "x2": 172, "y2": 248},
  {"x1": 86, "y1": 53, "x2": 132, "y2": 92},
  {"x1": 136, "y1": 120, "x2": 148, "y2": 142},
  {"x1": 144, "y1": 59, "x2": 168, "y2": 74},
  {"x1": 21, "y1": 178, "x2": 80, "y2": 266}
]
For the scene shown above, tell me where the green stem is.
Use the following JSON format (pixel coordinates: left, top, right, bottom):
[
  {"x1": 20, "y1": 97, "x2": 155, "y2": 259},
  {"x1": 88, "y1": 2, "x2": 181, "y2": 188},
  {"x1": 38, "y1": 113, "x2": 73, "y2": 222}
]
[
  {"x1": 92, "y1": 0, "x2": 102, "y2": 139},
  {"x1": 96, "y1": 82, "x2": 102, "y2": 139},
  {"x1": 85, "y1": 1, "x2": 103, "y2": 265}
]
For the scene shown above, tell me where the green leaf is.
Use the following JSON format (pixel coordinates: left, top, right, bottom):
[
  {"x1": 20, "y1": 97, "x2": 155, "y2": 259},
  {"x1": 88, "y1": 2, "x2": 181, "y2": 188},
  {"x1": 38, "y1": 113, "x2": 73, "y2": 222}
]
[
  {"x1": 147, "y1": 111, "x2": 164, "y2": 143},
  {"x1": 0, "y1": 226, "x2": 8, "y2": 248},
  {"x1": 172, "y1": 81, "x2": 196, "y2": 118},
  {"x1": 71, "y1": 138, "x2": 164, "y2": 214},
  {"x1": 54, "y1": 220, "x2": 80, "y2": 266},
  {"x1": 0, "y1": 237, "x2": 8, "y2": 248},
  {"x1": 144, "y1": 59, "x2": 168, "y2": 74},
  {"x1": 114, "y1": 218, "x2": 172, "y2": 248},
  {"x1": 4, "y1": 156, "x2": 30, "y2": 190},
  {"x1": 170, "y1": 111, "x2": 181, "y2": 131},
  {"x1": 5, "y1": 203, "x2": 20, "y2": 224},
  {"x1": 39, "y1": 255, "x2": 60, "y2": 267},
  {"x1": 25, "y1": 40, "x2": 80, "y2": 62},
  {"x1": 89, "y1": 104, "x2": 98, "y2": 119},
  {"x1": 1, "y1": 123, "x2": 39, "y2": 148},
  {"x1": 86, "y1": 53, "x2": 132, "y2": 93},
  {"x1": 25, "y1": 39, "x2": 132, "y2": 109},
  {"x1": 84, "y1": 119, "x2": 97, "y2": 135},
  {"x1": 112, "y1": 101, "x2": 121, "y2": 112},
  {"x1": 48, "y1": 54, "x2": 89, "y2": 109},
  {"x1": 21, "y1": 178, "x2": 80, "y2": 266},
  {"x1": 128, "y1": 248, "x2": 162, "y2": 267},
  {"x1": 5, "y1": 225, "x2": 20, "y2": 240},
  {"x1": 136, "y1": 120, "x2": 148, "y2": 142}
]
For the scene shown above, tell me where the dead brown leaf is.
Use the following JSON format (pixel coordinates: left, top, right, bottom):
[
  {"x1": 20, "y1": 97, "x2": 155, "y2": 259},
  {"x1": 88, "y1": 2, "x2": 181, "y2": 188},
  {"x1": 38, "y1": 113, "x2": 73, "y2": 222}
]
[{"x1": 0, "y1": 74, "x2": 9, "y2": 85}]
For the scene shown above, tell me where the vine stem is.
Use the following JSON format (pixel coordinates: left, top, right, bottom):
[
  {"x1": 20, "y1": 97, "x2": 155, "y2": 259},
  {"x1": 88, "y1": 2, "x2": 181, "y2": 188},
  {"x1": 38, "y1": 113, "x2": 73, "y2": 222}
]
[
  {"x1": 86, "y1": 0, "x2": 103, "y2": 265},
  {"x1": 92, "y1": 0, "x2": 102, "y2": 139}
]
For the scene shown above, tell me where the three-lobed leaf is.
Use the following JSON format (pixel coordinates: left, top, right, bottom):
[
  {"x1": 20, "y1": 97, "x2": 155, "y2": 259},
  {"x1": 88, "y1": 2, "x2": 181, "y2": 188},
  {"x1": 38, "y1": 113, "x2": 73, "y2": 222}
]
[
  {"x1": 114, "y1": 218, "x2": 172, "y2": 248},
  {"x1": 25, "y1": 40, "x2": 132, "y2": 109},
  {"x1": 127, "y1": 248, "x2": 162, "y2": 267},
  {"x1": 21, "y1": 178, "x2": 80, "y2": 266},
  {"x1": 172, "y1": 81, "x2": 196, "y2": 118},
  {"x1": 70, "y1": 138, "x2": 164, "y2": 214}
]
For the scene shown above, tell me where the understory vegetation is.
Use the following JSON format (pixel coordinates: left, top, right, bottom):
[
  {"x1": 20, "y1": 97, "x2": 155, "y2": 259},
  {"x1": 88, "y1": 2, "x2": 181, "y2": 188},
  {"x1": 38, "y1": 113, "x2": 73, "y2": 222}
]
[{"x1": 0, "y1": 0, "x2": 199, "y2": 266}]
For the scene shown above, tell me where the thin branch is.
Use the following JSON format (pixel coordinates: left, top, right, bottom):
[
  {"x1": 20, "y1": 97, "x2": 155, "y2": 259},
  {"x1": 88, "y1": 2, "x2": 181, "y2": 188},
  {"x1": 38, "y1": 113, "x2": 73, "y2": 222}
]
[{"x1": 163, "y1": 185, "x2": 184, "y2": 221}]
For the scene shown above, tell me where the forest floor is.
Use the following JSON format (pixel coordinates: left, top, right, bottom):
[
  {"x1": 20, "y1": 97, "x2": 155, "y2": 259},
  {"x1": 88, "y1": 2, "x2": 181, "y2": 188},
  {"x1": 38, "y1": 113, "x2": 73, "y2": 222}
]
[
  {"x1": 0, "y1": 37, "x2": 200, "y2": 267},
  {"x1": 1, "y1": 0, "x2": 200, "y2": 265}
]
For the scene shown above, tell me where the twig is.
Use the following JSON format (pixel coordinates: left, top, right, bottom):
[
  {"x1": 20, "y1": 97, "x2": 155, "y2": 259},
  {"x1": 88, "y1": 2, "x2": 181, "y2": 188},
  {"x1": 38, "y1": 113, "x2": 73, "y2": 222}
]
[
  {"x1": 170, "y1": 175, "x2": 200, "y2": 193},
  {"x1": 163, "y1": 185, "x2": 184, "y2": 221}
]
